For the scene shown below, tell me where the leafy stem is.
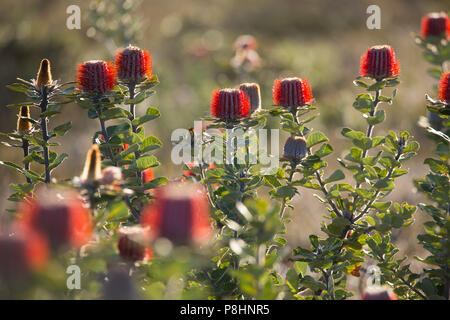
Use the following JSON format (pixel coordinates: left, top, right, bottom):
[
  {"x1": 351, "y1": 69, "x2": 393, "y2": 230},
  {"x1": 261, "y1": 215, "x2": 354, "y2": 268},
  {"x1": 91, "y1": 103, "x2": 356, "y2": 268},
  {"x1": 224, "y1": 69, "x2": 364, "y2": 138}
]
[
  {"x1": 95, "y1": 102, "x2": 116, "y2": 166},
  {"x1": 39, "y1": 87, "x2": 50, "y2": 183},
  {"x1": 21, "y1": 138, "x2": 31, "y2": 184}
]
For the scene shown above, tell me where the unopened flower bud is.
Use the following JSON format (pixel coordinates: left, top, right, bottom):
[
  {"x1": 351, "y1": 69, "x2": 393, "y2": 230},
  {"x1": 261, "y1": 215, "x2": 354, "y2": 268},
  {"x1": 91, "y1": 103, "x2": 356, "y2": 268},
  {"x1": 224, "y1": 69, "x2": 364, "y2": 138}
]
[
  {"x1": 210, "y1": 88, "x2": 250, "y2": 120},
  {"x1": 36, "y1": 58, "x2": 52, "y2": 90},
  {"x1": 117, "y1": 226, "x2": 152, "y2": 262},
  {"x1": 17, "y1": 106, "x2": 32, "y2": 133},
  {"x1": 360, "y1": 45, "x2": 400, "y2": 80},
  {"x1": 239, "y1": 83, "x2": 261, "y2": 113},
  {"x1": 81, "y1": 144, "x2": 102, "y2": 183},
  {"x1": 273, "y1": 77, "x2": 313, "y2": 108},
  {"x1": 283, "y1": 136, "x2": 307, "y2": 161}
]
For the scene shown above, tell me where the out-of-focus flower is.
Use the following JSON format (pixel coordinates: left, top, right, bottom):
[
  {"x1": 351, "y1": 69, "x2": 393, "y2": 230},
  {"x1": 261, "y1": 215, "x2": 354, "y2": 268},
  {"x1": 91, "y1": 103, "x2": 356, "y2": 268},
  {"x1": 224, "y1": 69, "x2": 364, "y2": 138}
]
[
  {"x1": 350, "y1": 264, "x2": 361, "y2": 277},
  {"x1": 115, "y1": 45, "x2": 152, "y2": 83},
  {"x1": 141, "y1": 183, "x2": 212, "y2": 245},
  {"x1": 283, "y1": 136, "x2": 307, "y2": 161},
  {"x1": 273, "y1": 77, "x2": 313, "y2": 108},
  {"x1": 362, "y1": 286, "x2": 397, "y2": 300},
  {"x1": 80, "y1": 144, "x2": 102, "y2": 183},
  {"x1": 231, "y1": 35, "x2": 261, "y2": 72},
  {"x1": 233, "y1": 35, "x2": 258, "y2": 51},
  {"x1": 36, "y1": 58, "x2": 53, "y2": 91},
  {"x1": 239, "y1": 83, "x2": 261, "y2": 113},
  {"x1": 0, "y1": 229, "x2": 48, "y2": 281},
  {"x1": 438, "y1": 72, "x2": 450, "y2": 104},
  {"x1": 210, "y1": 88, "x2": 250, "y2": 120},
  {"x1": 101, "y1": 166, "x2": 122, "y2": 185},
  {"x1": 421, "y1": 12, "x2": 449, "y2": 40},
  {"x1": 17, "y1": 106, "x2": 32, "y2": 134},
  {"x1": 117, "y1": 226, "x2": 152, "y2": 262},
  {"x1": 77, "y1": 60, "x2": 116, "y2": 94},
  {"x1": 141, "y1": 168, "x2": 155, "y2": 183},
  {"x1": 360, "y1": 45, "x2": 400, "y2": 80},
  {"x1": 19, "y1": 189, "x2": 92, "y2": 249}
]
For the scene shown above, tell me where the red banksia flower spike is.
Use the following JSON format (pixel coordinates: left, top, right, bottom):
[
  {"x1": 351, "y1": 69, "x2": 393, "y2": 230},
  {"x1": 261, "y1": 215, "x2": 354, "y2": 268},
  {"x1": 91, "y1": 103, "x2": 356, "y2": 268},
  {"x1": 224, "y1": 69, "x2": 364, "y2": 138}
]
[
  {"x1": 117, "y1": 226, "x2": 152, "y2": 262},
  {"x1": 421, "y1": 12, "x2": 450, "y2": 40},
  {"x1": 115, "y1": 45, "x2": 152, "y2": 83},
  {"x1": 438, "y1": 72, "x2": 450, "y2": 104},
  {"x1": 210, "y1": 88, "x2": 250, "y2": 121},
  {"x1": 36, "y1": 58, "x2": 53, "y2": 91},
  {"x1": 141, "y1": 183, "x2": 212, "y2": 246},
  {"x1": 272, "y1": 77, "x2": 313, "y2": 109},
  {"x1": 239, "y1": 83, "x2": 261, "y2": 113},
  {"x1": 77, "y1": 60, "x2": 117, "y2": 95},
  {"x1": 19, "y1": 189, "x2": 93, "y2": 249},
  {"x1": 141, "y1": 168, "x2": 154, "y2": 184},
  {"x1": 359, "y1": 45, "x2": 400, "y2": 80}
]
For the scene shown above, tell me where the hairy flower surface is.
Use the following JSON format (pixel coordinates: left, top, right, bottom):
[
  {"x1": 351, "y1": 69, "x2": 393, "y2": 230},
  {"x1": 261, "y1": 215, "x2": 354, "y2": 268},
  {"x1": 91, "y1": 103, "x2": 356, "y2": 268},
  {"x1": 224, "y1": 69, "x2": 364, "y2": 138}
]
[
  {"x1": 36, "y1": 58, "x2": 52, "y2": 90},
  {"x1": 141, "y1": 183, "x2": 212, "y2": 245},
  {"x1": 115, "y1": 45, "x2": 152, "y2": 82},
  {"x1": 80, "y1": 144, "x2": 102, "y2": 183},
  {"x1": 360, "y1": 45, "x2": 400, "y2": 80},
  {"x1": 283, "y1": 136, "x2": 307, "y2": 161},
  {"x1": 17, "y1": 106, "x2": 32, "y2": 133},
  {"x1": 239, "y1": 83, "x2": 261, "y2": 113},
  {"x1": 421, "y1": 12, "x2": 450, "y2": 40},
  {"x1": 272, "y1": 77, "x2": 313, "y2": 108},
  {"x1": 77, "y1": 60, "x2": 116, "y2": 94},
  {"x1": 19, "y1": 190, "x2": 92, "y2": 249},
  {"x1": 438, "y1": 72, "x2": 450, "y2": 104},
  {"x1": 117, "y1": 226, "x2": 152, "y2": 262},
  {"x1": 211, "y1": 88, "x2": 250, "y2": 120}
]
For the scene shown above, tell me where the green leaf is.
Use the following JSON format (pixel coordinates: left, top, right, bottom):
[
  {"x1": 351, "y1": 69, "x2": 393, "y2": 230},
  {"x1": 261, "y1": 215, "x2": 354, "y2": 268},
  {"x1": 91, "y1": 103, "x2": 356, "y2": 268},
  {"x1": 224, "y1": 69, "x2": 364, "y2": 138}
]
[
  {"x1": 327, "y1": 217, "x2": 350, "y2": 236},
  {"x1": 140, "y1": 136, "x2": 162, "y2": 153},
  {"x1": 100, "y1": 107, "x2": 132, "y2": 120},
  {"x1": 53, "y1": 121, "x2": 72, "y2": 136},
  {"x1": 6, "y1": 83, "x2": 30, "y2": 93},
  {"x1": 324, "y1": 170, "x2": 345, "y2": 184},
  {"x1": 365, "y1": 109, "x2": 385, "y2": 125},
  {"x1": 371, "y1": 201, "x2": 391, "y2": 211},
  {"x1": 48, "y1": 153, "x2": 68, "y2": 171},
  {"x1": 105, "y1": 202, "x2": 130, "y2": 222},
  {"x1": 314, "y1": 143, "x2": 333, "y2": 158},
  {"x1": 306, "y1": 131, "x2": 328, "y2": 148},
  {"x1": 132, "y1": 107, "x2": 160, "y2": 127},
  {"x1": 424, "y1": 158, "x2": 448, "y2": 174},
  {"x1": 353, "y1": 93, "x2": 373, "y2": 113},
  {"x1": 270, "y1": 185, "x2": 298, "y2": 199},
  {"x1": 136, "y1": 155, "x2": 159, "y2": 171}
]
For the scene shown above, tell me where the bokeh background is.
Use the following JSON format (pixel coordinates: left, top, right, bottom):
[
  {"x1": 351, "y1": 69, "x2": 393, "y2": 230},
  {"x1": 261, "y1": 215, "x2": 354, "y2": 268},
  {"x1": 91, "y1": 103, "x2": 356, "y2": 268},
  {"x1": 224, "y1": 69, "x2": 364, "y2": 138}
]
[{"x1": 0, "y1": 0, "x2": 448, "y2": 297}]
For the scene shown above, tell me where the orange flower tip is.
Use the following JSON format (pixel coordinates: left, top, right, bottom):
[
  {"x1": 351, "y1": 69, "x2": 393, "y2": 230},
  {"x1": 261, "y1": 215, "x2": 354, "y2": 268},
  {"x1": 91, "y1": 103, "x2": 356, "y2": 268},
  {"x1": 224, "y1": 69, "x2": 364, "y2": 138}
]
[
  {"x1": 282, "y1": 136, "x2": 307, "y2": 161},
  {"x1": 421, "y1": 12, "x2": 449, "y2": 40},
  {"x1": 81, "y1": 144, "x2": 102, "y2": 183},
  {"x1": 272, "y1": 77, "x2": 313, "y2": 108},
  {"x1": 141, "y1": 183, "x2": 212, "y2": 246},
  {"x1": 36, "y1": 58, "x2": 52, "y2": 90},
  {"x1": 239, "y1": 83, "x2": 261, "y2": 113},
  {"x1": 210, "y1": 88, "x2": 250, "y2": 120},
  {"x1": 115, "y1": 45, "x2": 152, "y2": 83},
  {"x1": 117, "y1": 226, "x2": 152, "y2": 262},
  {"x1": 360, "y1": 45, "x2": 400, "y2": 80},
  {"x1": 438, "y1": 72, "x2": 450, "y2": 104},
  {"x1": 17, "y1": 106, "x2": 32, "y2": 133},
  {"x1": 77, "y1": 60, "x2": 117, "y2": 94},
  {"x1": 18, "y1": 189, "x2": 92, "y2": 249}
]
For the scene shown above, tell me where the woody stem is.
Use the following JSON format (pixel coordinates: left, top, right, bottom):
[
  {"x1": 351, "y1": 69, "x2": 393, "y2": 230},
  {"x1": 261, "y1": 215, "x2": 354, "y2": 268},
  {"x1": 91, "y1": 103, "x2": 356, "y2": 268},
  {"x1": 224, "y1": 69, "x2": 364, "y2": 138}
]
[{"x1": 39, "y1": 87, "x2": 50, "y2": 183}]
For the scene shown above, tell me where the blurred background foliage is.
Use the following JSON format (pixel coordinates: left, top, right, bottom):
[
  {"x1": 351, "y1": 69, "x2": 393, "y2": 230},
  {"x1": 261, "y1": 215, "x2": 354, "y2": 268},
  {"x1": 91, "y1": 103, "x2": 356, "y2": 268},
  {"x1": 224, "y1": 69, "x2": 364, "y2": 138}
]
[{"x1": 0, "y1": 0, "x2": 448, "y2": 292}]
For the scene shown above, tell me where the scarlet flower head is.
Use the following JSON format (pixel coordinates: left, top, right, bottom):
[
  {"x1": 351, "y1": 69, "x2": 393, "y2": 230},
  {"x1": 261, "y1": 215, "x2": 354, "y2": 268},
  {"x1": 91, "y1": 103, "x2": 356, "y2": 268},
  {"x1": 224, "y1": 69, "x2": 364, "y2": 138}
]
[
  {"x1": 77, "y1": 60, "x2": 117, "y2": 94},
  {"x1": 421, "y1": 12, "x2": 450, "y2": 40},
  {"x1": 19, "y1": 189, "x2": 92, "y2": 249},
  {"x1": 211, "y1": 88, "x2": 250, "y2": 120},
  {"x1": 0, "y1": 229, "x2": 48, "y2": 281},
  {"x1": 141, "y1": 183, "x2": 212, "y2": 245},
  {"x1": 115, "y1": 45, "x2": 152, "y2": 83},
  {"x1": 272, "y1": 77, "x2": 313, "y2": 108},
  {"x1": 360, "y1": 45, "x2": 400, "y2": 80},
  {"x1": 117, "y1": 226, "x2": 152, "y2": 262},
  {"x1": 438, "y1": 72, "x2": 450, "y2": 104}
]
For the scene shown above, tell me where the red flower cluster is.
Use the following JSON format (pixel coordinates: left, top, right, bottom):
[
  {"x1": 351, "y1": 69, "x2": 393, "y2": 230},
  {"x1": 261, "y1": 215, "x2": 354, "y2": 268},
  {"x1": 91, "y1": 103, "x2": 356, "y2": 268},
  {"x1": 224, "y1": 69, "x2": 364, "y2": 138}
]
[
  {"x1": 211, "y1": 88, "x2": 250, "y2": 120},
  {"x1": 360, "y1": 45, "x2": 400, "y2": 80},
  {"x1": 77, "y1": 60, "x2": 117, "y2": 94},
  {"x1": 141, "y1": 183, "x2": 212, "y2": 245},
  {"x1": 19, "y1": 190, "x2": 93, "y2": 249},
  {"x1": 273, "y1": 77, "x2": 313, "y2": 108},
  {"x1": 115, "y1": 45, "x2": 152, "y2": 82},
  {"x1": 141, "y1": 168, "x2": 155, "y2": 183},
  {"x1": 117, "y1": 226, "x2": 152, "y2": 262},
  {"x1": 438, "y1": 72, "x2": 450, "y2": 104},
  {"x1": 421, "y1": 12, "x2": 450, "y2": 40}
]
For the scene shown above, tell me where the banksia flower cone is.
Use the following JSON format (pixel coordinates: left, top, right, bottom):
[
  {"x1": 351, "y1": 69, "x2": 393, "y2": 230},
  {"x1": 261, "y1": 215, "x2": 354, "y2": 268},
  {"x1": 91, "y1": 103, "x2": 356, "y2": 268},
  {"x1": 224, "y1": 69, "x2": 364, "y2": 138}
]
[
  {"x1": 117, "y1": 226, "x2": 152, "y2": 262},
  {"x1": 421, "y1": 12, "x2": 449, "y2": 40},
  {"x1": 360, "y1": 45, "x2": 400, "y2": 80},
  {"x1": 36, "y1": 58, "x2": 52, "y2": 90},
  {"x1": 210, "y1": 88, "x2": 250, "y2": 120},
  {"x1": 0, "y1": 229, "x2": 48, "y2": 281},
  {"x1": 17, "y1": 106, "x2": 32, "y2": 133},
  {"x1": 81, "y1": 144, "x2": 102, "y2": 183},
  {"x1": 283, "y1": 136, "x2": 307, "y2": 161},
  {"x1": 19, "y1": 189, "x2": 92, "y2": 249},
  {"x1": 77, "y1": 60, "x2": 116, "y2": 94},
  {"x1": 141, "y1": 183, "x2": 212, "y2": 245},
  {"x1": 362, "y1": 286, "x2": 397, "y2": 300},
  {"x1": 438, "y1": 72, "x2": 450, "y2": 104},
  {"x1": 273, "y1": 77, "x2": 313, "y2": 108},
  {"x1": 115, "y1": 45, "x2": 152, "y2": 82},
  {"x1": 239, "y1": 83, "x2": 261, "y2": 113}
]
